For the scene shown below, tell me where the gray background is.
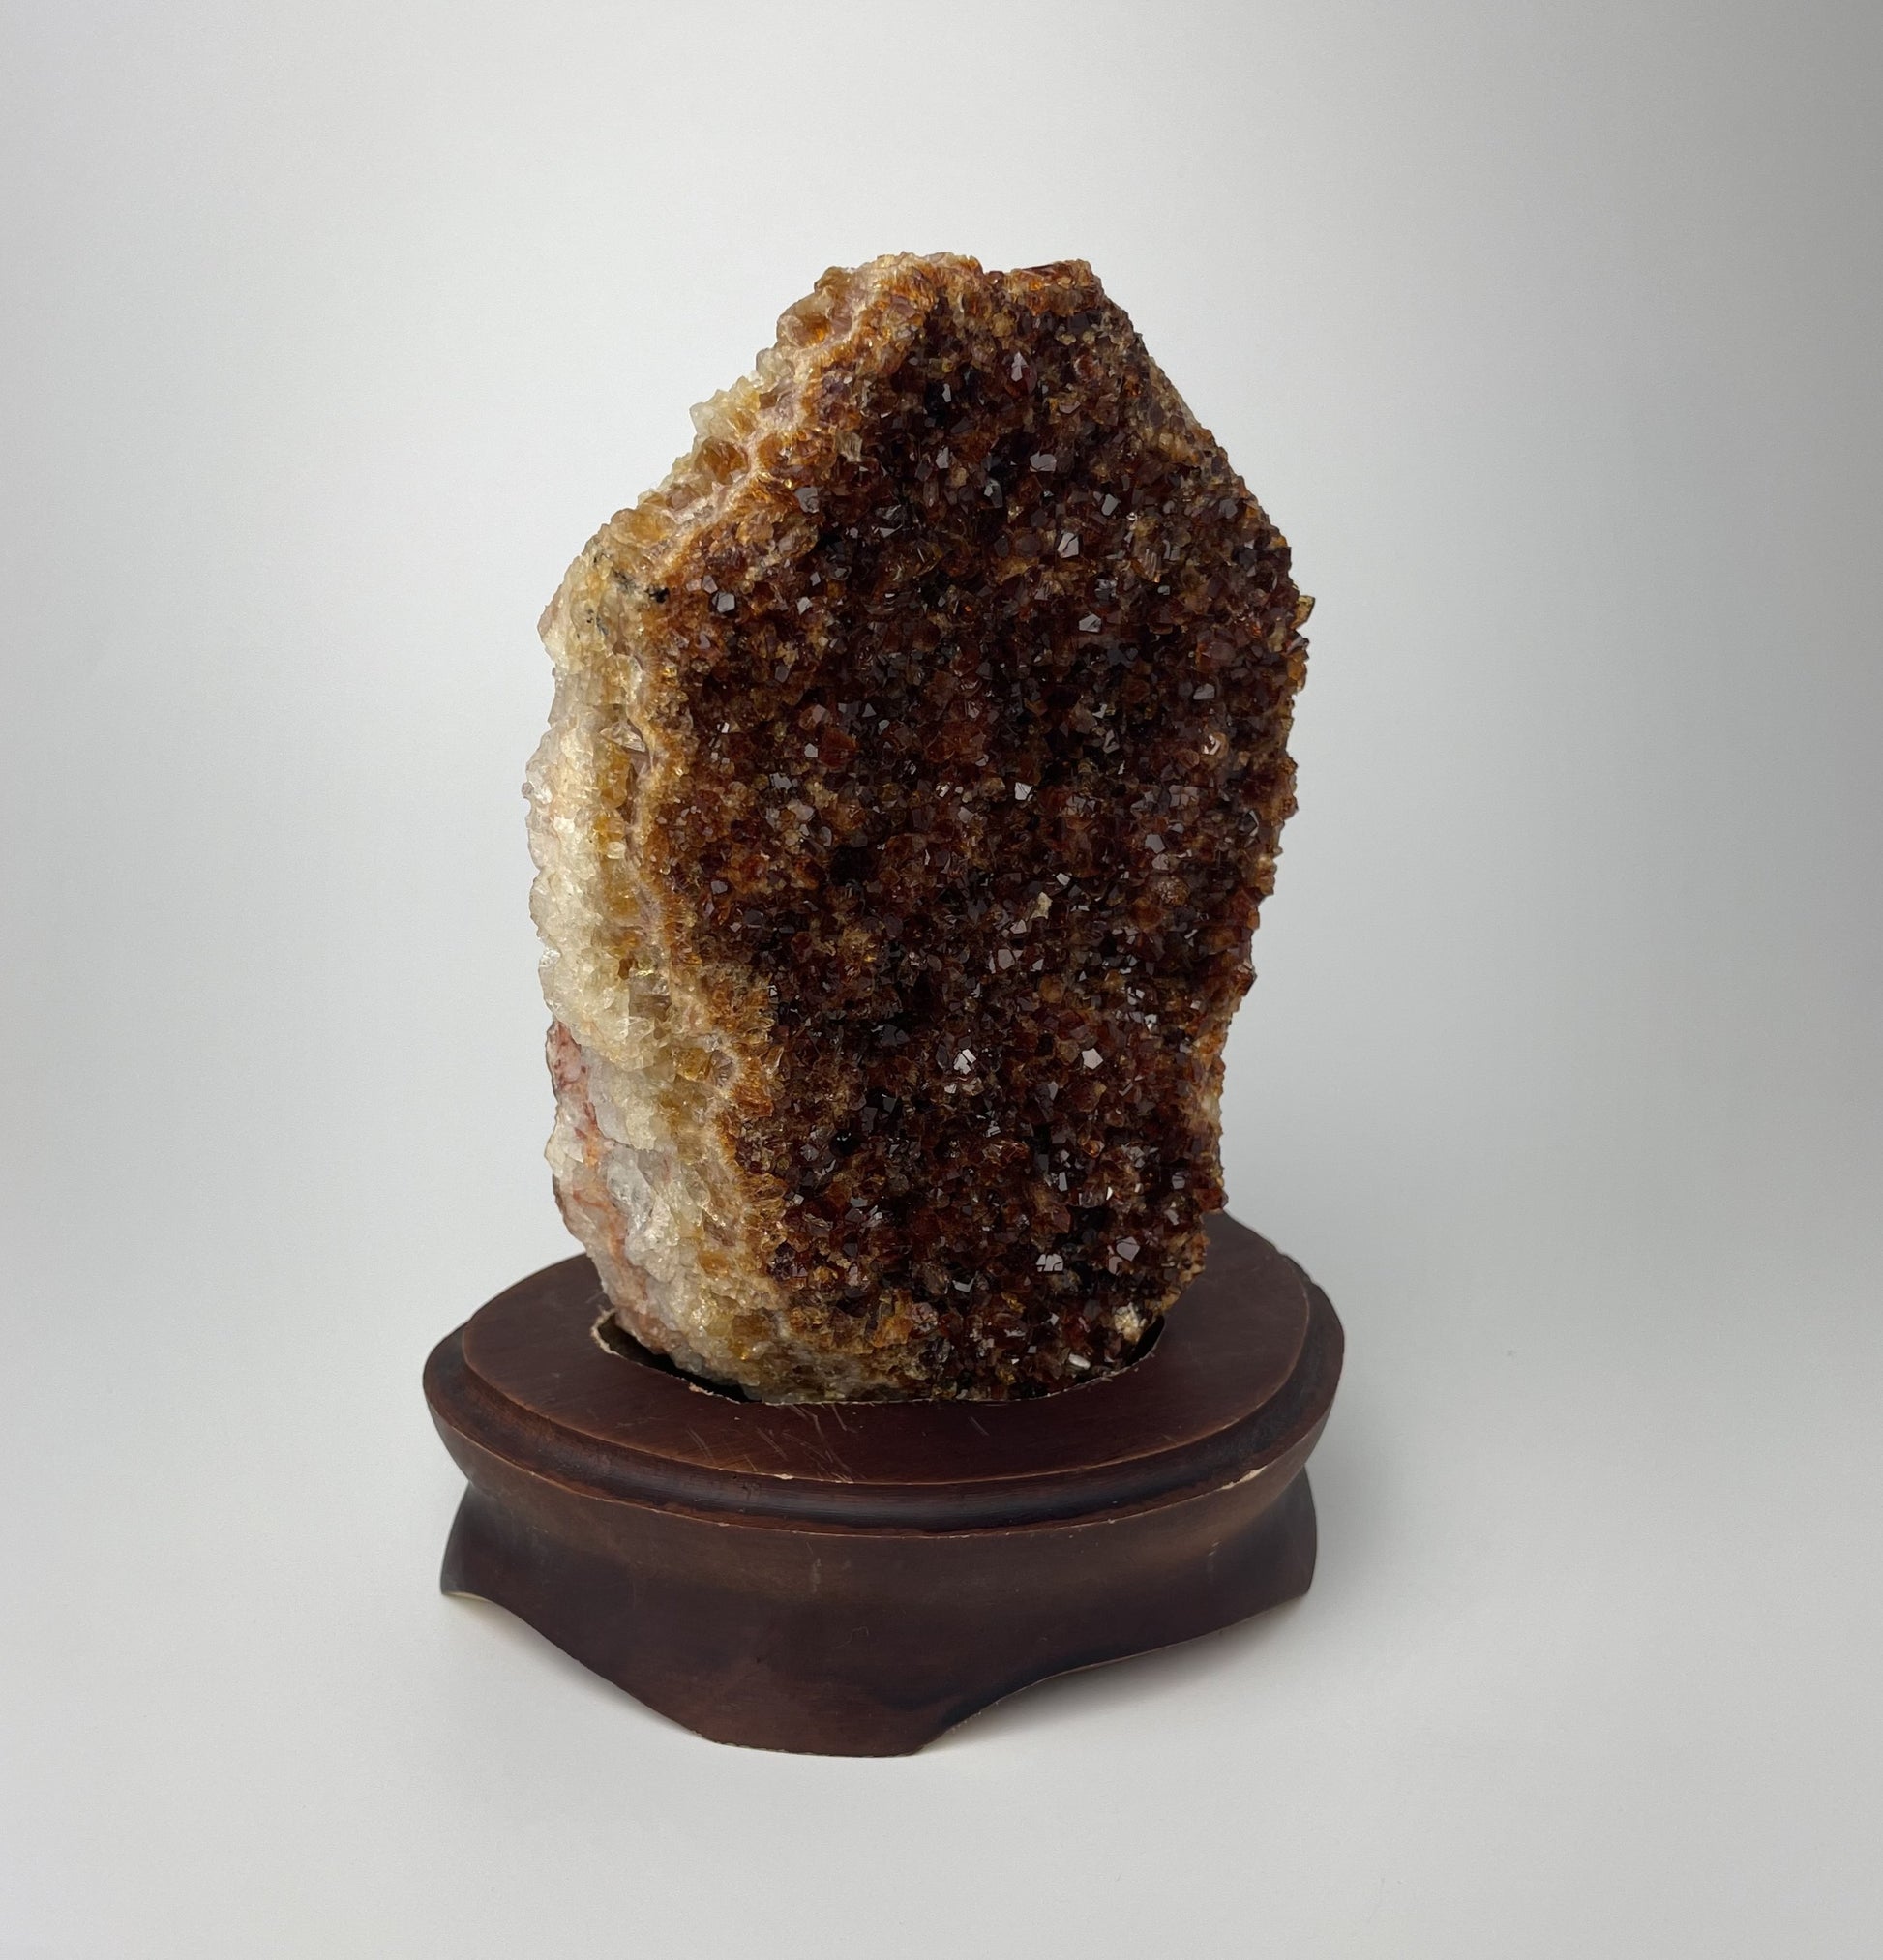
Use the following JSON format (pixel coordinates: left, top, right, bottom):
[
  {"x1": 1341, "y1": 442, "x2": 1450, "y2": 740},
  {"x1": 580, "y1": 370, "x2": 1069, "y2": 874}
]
[{"x1": 4, "y1": 2, "x2": 1879, "y2": 1954}]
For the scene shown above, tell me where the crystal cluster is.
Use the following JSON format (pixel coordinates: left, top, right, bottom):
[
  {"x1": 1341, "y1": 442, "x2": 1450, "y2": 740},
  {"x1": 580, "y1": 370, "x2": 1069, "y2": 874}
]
[{"x1": 527, "y1": 253, "x2": 1310, "y2": 1401}]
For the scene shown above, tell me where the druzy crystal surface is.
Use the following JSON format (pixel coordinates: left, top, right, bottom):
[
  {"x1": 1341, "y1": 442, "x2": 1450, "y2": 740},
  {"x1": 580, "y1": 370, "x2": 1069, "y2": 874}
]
[{"x1": 528, "y1": 254, "x2": 1310, "y2": 1401}]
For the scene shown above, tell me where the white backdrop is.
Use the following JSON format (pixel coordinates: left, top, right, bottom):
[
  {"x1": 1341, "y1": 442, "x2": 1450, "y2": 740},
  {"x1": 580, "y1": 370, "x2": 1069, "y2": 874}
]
[{"x1": 4, "y1": 3, "x2": 1879, "y2": 1955}]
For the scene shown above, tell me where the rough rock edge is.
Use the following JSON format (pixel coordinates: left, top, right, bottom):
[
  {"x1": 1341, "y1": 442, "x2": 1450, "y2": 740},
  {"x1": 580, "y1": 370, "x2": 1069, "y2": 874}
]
[{"x1": 528, "y1": 261, "x2": 908, "y2": 1399}]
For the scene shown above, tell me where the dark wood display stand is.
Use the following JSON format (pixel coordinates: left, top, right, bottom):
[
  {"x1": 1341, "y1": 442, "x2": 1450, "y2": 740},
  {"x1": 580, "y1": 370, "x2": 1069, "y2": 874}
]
[{"x1": 425, "y1": 1213, "x2": 1342, "y2": 1756}]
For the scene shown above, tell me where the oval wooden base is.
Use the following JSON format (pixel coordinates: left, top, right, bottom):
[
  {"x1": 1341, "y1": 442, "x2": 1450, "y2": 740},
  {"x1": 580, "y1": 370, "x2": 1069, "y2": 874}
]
[{"x1": 424, "y1": 1212, "x2": 1342, "y2": 1756}]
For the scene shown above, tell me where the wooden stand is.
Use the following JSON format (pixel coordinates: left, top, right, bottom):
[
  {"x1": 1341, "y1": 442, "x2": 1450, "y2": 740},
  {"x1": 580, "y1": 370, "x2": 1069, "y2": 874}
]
[{"x1": 424, "y1": 1213, "x2": 1342, "y2": 1756}]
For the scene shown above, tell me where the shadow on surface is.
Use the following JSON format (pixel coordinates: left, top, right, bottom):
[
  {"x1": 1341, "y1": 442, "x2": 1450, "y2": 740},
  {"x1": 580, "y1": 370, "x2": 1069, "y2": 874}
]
[{"x1": 935, "y1": 1399, "x2": 1390, "y2": 1751}]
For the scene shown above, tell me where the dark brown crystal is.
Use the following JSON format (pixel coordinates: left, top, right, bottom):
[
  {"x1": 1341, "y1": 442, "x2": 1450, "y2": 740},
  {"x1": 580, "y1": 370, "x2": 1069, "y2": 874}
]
[{"x1": 532, "y1": 254, "x2": 1310, "y2": 1399}]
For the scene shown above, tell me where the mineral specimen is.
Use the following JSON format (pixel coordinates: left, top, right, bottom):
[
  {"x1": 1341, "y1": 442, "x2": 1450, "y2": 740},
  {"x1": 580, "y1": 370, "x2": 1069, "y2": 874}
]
[{"x1": 527, "y1": 253, "x2": 1310, "y2": 1401}]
